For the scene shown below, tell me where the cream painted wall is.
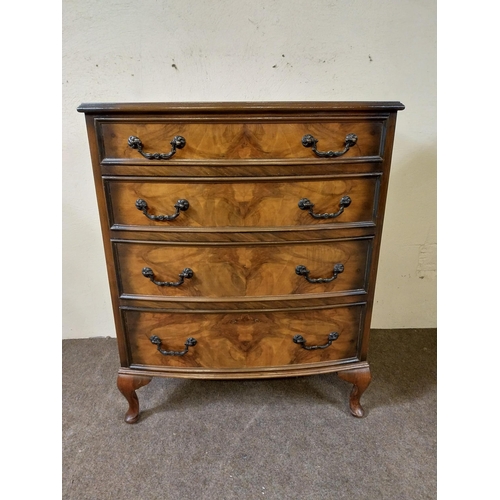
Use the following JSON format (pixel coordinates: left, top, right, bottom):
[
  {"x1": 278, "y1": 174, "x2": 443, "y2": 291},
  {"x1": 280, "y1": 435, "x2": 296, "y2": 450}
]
[{"x1": 62, "y1": 0, "x2": 436, "y2": 338}]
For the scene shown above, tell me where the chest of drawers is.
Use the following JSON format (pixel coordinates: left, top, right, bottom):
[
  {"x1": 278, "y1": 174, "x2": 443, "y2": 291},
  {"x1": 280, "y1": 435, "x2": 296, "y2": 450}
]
[{"x1": 78, "y1": 101, "x2": 404, "y2": 423}]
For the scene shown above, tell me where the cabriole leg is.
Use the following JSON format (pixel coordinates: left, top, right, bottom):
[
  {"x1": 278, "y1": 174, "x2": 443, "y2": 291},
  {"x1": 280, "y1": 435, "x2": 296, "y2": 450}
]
[
  {"x1": 116, "y1": 373, "x2": 152, "y2": 424},
  {"x1": 337, "y1": 366, "x2": 372, "y2": 417}
]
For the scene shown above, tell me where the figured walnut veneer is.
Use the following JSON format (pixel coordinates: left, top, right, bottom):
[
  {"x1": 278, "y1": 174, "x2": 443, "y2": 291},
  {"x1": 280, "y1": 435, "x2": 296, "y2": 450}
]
[
  {"x1": 106, "y1": 176, "x2": 379, "y2": 229},
  {"x1": 100, "y1": 120, "x2": 384, "y2": 161},
  {"x1": 124, "y1": 304, "x2": 363, "y2": 369},
  {"x1": 115, "y1": 239, "x2": 371, "y2": 299},
  {"x1": 78, "y1": 101, "x2": 404, "y2": 422}
]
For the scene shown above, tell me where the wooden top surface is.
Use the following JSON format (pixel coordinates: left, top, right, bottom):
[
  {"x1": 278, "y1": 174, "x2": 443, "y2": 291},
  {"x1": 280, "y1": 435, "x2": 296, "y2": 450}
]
[{"x1": 77, "y1": 101, "x2": 405, "y2": 114}]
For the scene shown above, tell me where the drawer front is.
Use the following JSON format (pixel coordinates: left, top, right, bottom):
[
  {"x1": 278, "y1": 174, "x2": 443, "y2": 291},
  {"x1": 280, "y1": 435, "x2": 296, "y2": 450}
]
[
  {"x1": 107, "y1": 176, "x2": 379, "y2": 229},
  {"x1": 124, "y1": 304, "x2": 363, "y2": 369},
  {"x1": 115, "y1": 239, "x2": 372, "y2": 299},
  {"x1": 99, "y1": 120, "x2": 385, "y2": 161}
]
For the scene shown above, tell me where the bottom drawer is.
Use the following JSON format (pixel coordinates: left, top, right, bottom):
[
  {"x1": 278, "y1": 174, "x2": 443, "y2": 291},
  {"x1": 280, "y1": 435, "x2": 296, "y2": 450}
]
[{"x1": 123, "y1": 304, "x2": 364, "y2": 369}]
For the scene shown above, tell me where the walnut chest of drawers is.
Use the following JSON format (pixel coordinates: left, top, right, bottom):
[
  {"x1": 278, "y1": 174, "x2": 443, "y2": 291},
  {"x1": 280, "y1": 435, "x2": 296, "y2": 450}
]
[{"x1": 78, "y1": 101, "x2": 404, "y2": 423}]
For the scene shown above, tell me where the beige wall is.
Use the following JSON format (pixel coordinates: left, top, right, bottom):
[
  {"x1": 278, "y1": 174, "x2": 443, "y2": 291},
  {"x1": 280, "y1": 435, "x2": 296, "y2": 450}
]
[{"x1": 62, "y1": 0, "x2": 436, "y2": 338}]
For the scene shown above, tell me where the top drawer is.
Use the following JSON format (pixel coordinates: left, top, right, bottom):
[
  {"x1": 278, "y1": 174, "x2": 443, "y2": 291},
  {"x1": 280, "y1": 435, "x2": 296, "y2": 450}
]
[{"x1": 97, "y1": 119, "x2": 386, "y2": 163}]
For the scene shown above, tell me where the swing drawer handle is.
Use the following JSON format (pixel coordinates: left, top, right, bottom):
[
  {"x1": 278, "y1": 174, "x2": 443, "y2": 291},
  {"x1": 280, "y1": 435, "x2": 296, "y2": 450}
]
[
  {"x1": 142, "y1": 267, "x2": 193, "y2": 287},
  {"x1": 150, "y1": 336, "x2": 197, "y2": 356},
  {"x1": 135, "y1": 198, "x2": 189, "y2": 221},
  {"x1": 295, "y1": 263, "x2": 344, "y2": 284},
  {"x1": 128, "y1": 135, "x2": 186, "y2": 160},
  {"x1": 293, "y1": 332, "x2": 340, "y2": 350},
  {"x1": 301, "y1": 133, "x2": 357, "y2": 158}
]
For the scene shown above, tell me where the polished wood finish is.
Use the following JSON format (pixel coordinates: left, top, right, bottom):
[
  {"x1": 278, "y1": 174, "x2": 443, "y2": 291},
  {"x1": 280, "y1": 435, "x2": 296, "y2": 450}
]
[
  {"x1": 77, "y1": 101, "x2": 405, "y2": 113},
  {"x1": 100, "y1": 120, "x2": 384, "y2": 161},
  {"x1": 106, "y1": 176, "x2": 378, "y2": 229},
  {"x1": 337, "y1": 366, "x2": 372, "y2": 417},
  {"x1": 124, "y1": 304, "x2": 363, "y2": 369},
  {"x1": 116, "y1": 373, "x2": 152, "y2": 424},
  {"x1": 101, "y1": 162, "x2": 385, "y2": 177},
  {"x1": 115, "y1": 238, "x2": 371, "y2": 299},
  {"x1": 78, "y1": 101, "x2": 403, "y2": 422}
]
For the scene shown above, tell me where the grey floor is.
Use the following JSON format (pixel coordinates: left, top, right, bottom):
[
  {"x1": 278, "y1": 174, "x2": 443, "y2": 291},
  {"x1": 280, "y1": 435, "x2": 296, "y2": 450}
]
[{"x1": 62, "y1": 329, "x2": 436, "y2": 500}]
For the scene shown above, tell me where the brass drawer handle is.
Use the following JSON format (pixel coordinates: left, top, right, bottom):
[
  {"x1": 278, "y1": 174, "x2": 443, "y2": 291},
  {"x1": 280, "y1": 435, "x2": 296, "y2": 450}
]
[
  {"x1": 298, "y1": 196, "x2": 351, "y2": 219},
  {"x1": 293, "y1": 332, "x2": 339, "y2": 350},
  {"x1": 150, "y1": 335, "x2": 197, "y2": 356},
  {"x1": 301, "y1": 133, "x2": 357, "y2": 157},
  {"x1": 142, "y1": 267, "x2": 194, "y2": 287},
  {"x1": 135, "y1": 198, "x2": 189, "y2": 221},
  {"x1": 295, "y1": 263, "x2": 344, "y2": 283},
  {"x1": 128, "y1": 135, "x2": 186, "y2": 160}
]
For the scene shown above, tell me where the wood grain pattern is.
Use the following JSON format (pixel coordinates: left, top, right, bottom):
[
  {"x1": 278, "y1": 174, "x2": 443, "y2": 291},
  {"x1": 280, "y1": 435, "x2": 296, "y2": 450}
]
[
  {"x1": 101, "y1": 162, "x2": 385, "y2": 178},
  {"x1": 107, "y1": 176, "x2": 378, "y2": 229},
  {"x1": 115, "y1": 239, "x2": 371, "y2": 299},
  {"x1": 79, "y1": 101, "x2": 403, "y2": 420},
  {"x1": 119, "y1": 295, "x2": 366, "y2": 311},
  {"x1": 124, "y1": 304, "x2": 363, "y2": 369},
  {"x1": 110, "y1": 225, "x2": 375, "y2": 243},
  {"x1": 100, "y1": 120, "x2": 384, "y2": 161},
  {"x1": 118, "y1": 361, "x2": 371, "y2": 380}
]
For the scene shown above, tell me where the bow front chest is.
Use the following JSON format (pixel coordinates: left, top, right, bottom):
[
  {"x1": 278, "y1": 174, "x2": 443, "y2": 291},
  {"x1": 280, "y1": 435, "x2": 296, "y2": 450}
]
[{"x1": 78, "y1": 101, "x2": 404, "y2": 423}]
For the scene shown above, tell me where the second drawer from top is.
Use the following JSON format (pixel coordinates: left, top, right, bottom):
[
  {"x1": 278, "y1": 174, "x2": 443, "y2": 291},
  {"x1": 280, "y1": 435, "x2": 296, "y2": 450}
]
[{"x1": 106, "y1": 175, "x2": 380, "y2": 230}]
